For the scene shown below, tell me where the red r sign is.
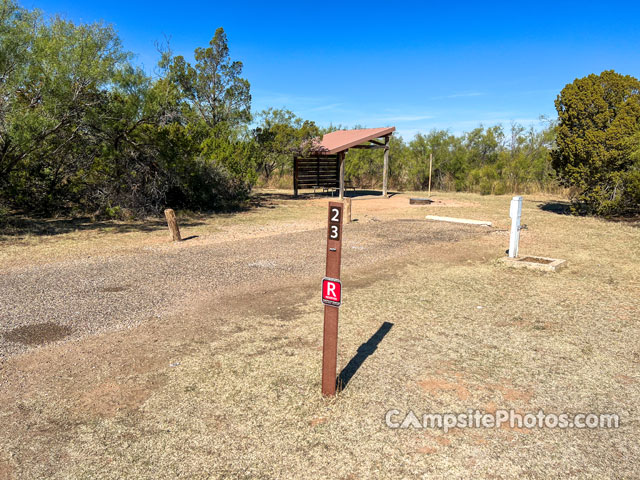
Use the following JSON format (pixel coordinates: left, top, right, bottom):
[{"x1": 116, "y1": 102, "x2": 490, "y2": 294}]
[{"x1": 322, "y1": 277, "x2": 342, "y2": 307}]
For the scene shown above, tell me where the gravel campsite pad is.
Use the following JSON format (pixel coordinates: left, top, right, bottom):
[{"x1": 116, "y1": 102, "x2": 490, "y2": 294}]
[{"x1": 0, "y1": 217, "x2": 483, "y2": 357}]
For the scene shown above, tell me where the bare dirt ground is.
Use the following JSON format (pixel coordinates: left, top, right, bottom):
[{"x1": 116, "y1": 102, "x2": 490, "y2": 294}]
[{"x1": 0, "y1": 191, "x2": 639, "y2": 479}]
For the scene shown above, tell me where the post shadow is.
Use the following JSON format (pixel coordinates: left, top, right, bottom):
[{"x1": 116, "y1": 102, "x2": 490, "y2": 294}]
[{"x1": 336, "y1": 321, "x2": 394, "y2": 392}]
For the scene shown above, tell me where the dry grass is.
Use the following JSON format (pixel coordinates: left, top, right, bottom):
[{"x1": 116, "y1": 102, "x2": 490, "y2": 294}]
[{"x1": 0, "y1": 190, "x2": 639, "y2": 479}]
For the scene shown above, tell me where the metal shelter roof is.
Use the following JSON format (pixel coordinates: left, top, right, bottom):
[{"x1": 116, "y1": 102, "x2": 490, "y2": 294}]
[{"x1": 315, "y1": 127, "x2": 396, "y2": 155}]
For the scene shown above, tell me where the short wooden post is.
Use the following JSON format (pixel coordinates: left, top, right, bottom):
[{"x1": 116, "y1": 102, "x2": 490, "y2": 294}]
[
  {"x1": 164, "y1": 208, "x2": 181, "y2": 242},
  {"x1": 344, "y1": 197, "x2": 352, "y2": 224},
  {"x1": 382, "y1": 136, "x2": 390, "y2": 198}
]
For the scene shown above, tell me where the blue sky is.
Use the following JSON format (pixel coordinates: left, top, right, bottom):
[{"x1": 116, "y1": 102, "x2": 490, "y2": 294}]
[{"x1": 27, "y1": 1, "x2": 640, "y2": 138}]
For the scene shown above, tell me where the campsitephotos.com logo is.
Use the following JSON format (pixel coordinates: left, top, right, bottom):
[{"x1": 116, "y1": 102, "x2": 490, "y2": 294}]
[{"x1": 385, "y1": 409, "x2": 620, "y2": 433}]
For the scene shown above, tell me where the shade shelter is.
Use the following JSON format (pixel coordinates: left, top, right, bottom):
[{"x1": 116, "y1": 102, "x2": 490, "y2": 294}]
[{"x1": 293, "y1": 127, "x2": 396, "y2": 199}]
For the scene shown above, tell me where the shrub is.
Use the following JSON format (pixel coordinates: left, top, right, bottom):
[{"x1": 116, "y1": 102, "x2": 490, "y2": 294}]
[{"x1": 551, "y1": 70, "x2": 640, "y2": 216}]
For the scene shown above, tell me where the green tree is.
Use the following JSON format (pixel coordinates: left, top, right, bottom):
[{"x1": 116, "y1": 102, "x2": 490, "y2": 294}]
[
  {"x1": 0, "y1": 0, "x2": 130, "y2": 213},
  {"x1": 157, "y1": 28, "x2": 256, "y2": 205},
  {"x1": 551, "y1": 70, "x2": 640, "y2": 215},
  {"x1": 253, "y1": 108, "x2": 320, "y2": 181},
  {"x1": 0, "y1": 3, "x2": 256, "y2": 217},
  {"x1": 0, "y1": 0, "x2": 39, "y2": 185},
  {"x1": 161, "y1": 27, "x2": 251, "y2": 130}
]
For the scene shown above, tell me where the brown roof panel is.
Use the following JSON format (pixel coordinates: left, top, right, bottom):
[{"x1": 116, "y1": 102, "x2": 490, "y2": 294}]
[{"x1": 316, "y1": 127, "x2": 395, "y2": 154}]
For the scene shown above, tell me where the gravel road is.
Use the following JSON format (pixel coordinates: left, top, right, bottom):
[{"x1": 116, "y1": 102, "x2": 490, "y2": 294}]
[{"x1": 0, "y1": 219, "x2": 483, "y2": 358}]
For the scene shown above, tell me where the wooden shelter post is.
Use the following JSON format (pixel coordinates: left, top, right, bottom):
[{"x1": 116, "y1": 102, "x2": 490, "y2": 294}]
[
  {"x1": 382, "y1": 135, "x2": 390, "y2": 198},
  {"x1": 293, "y1": 157, "x2": 299, "y2": 197},
  {"x1": 339, "y1": 152, "x2": 345, "y2": 199}
]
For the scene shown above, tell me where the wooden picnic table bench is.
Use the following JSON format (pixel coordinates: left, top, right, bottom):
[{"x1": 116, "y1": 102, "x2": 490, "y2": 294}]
[{"x1": 311, "y1": 180, "x2": 356, "y2": 196}]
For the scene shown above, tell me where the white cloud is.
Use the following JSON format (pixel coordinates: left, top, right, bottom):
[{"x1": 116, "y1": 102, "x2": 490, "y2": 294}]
[
  {"x1": 430, "y1": 92, "x2": 486, "y2": 100},
  {"x1": 308, "y1": 103, "x2": 343, "y2": 112},
  {"x1": 374, "y1": 114, "x2": 434, "y2": 122}
]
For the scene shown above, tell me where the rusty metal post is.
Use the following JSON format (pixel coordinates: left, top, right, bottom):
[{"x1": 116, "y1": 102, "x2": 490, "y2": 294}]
[{"x1": 322, "y1": 201, "x2": 343, "y2": 396}]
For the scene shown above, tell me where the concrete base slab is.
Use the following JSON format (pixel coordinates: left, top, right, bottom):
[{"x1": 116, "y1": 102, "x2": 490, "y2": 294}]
[
  {"x1": 410, "y1": 197, "x2": 434, "y2": 205},
  {"x1": 426, "y1": 215, "x2": 492, "y2": 226},
  {"x1": 501, "y1": 255, "x2": 567, "y2": 272}
]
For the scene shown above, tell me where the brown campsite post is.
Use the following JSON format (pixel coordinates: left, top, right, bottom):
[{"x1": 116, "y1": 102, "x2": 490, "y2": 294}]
[
  {"x1": 322, "y1": 201, "x2": 343, "y2": 396},
  {"x1": 164, "y1": 208, "x2": 181, "y2": 242}
]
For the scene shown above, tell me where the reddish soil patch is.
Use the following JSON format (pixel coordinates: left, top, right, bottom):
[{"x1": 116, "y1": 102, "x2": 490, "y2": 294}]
[
  {"x1": 75, "y1": 380, "x2": 161, "y2": 418},
  {"x1": 435, "y1": 437, "x2": 451, "y2": 446},
  {"x1": 615, "y1": 375, "x2": 635, "y2": 385},
  {"x1": 0, "y1": 460, "x2": 13, "y2": 480},
  {"x1": 416, "y1": 446, "x2": 438, "y2": 454},
  {"x1": 492, "y1": 384, "x2": 534, "y2": 403},
  {"x1": 310, "y1": 417, "x2": 327, "y2": 427},
  {"x1": 418, "y1": 377, "x2": 470, "y2": 401}
]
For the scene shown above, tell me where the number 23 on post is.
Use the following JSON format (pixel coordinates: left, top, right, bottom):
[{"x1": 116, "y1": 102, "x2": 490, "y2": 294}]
[{"x1": 328, "y1": 203, "x2": 341, "y2": 241}]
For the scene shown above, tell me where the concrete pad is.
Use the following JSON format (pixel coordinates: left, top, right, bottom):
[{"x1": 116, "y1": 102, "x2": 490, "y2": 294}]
[
  {"x1": 426, "y1": 215, "x2": 492, "y2": 226},
  {"x1": 501, "y1": 255, "x2": 567, "y2": 272}
]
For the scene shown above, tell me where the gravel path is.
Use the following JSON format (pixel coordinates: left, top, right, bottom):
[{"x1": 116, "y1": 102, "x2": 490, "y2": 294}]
[{"x1": 0, "y1": 219, "x2": 483, "y2": 358}]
